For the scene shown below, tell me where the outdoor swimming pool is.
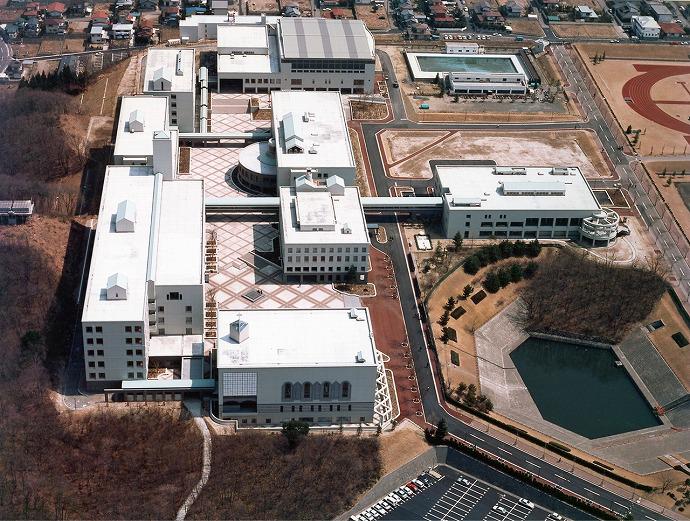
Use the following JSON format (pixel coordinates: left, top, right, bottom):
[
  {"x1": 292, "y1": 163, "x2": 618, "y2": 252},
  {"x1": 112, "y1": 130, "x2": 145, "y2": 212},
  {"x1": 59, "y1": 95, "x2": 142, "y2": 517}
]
[
  {"x1": 415, "y1": 55, "x2": 518, "y2": 74},
  {"x1": 510, "y1": 337, "x2": 662, "y2": 439}
]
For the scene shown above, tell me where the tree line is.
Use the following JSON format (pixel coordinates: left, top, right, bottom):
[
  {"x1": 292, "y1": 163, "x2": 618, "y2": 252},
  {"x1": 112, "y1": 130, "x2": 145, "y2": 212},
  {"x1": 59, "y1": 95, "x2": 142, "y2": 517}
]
[{"x1": 517, "y1": 250, "x2": 668, "y2": 343}]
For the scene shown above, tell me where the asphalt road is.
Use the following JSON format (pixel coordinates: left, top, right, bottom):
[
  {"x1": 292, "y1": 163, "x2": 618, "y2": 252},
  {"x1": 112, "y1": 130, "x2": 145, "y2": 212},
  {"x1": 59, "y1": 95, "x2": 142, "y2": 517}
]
[
  {"x1": 0, "y1": 35, "x2": 12, "y2": 75},
  {"x1": 361, "y1": 48, "x2": 677, "y2": 520}
]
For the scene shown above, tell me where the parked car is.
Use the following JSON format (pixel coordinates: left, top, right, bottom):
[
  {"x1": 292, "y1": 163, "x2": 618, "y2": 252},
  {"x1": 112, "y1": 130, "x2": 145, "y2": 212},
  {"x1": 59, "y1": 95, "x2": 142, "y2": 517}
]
[
  {"x1": 493, "y1": 506, "x2": 508, "y2": 514},
  {"x1": 519, "y1": 498, "x2": 535, "y2": 509}
]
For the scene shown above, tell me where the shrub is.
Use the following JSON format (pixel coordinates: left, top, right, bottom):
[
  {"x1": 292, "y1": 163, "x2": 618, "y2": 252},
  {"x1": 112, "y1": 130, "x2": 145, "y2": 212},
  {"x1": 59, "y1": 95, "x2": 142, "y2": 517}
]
[
  {"x1": 484, "y1": 271, "x2": 501, "y2": 293},
  {"x1": 523, "y1": 261, "x2": 538, "y2": 279},
  {"x1": 526, "y1": 239, "x2": 541, "y2": 258},
  {"x1": 510, "y1": 263, "x2": 523, "y2": 283},
  {"x1": 463, "y1": 256, "x2": 480, "y2": 275},
  {"x1": 513, "y1": 240, "x2": 526, "y2": 256},
  {"x1": 497, "y1": 267, "x2": 511, "y2": 288},
  {"x1": 498, "y1": 240, "x2": 514, "y2": 258}
]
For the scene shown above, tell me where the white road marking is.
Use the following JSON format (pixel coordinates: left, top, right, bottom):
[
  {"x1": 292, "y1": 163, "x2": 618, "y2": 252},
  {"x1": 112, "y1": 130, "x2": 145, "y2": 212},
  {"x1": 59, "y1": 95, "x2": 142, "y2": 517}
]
[
  {"x1": 583, "y1": 488, "x2": 600, "y2": 496},
  {"x1": 554, "y1": 474, "x2": 570, "y2": 482},
  {"x1": 524, "y1": 461, "x2": 540, "y2": 468},
  {"x1": 496, "y1": 447, "x2": 512, "y2": 455}
]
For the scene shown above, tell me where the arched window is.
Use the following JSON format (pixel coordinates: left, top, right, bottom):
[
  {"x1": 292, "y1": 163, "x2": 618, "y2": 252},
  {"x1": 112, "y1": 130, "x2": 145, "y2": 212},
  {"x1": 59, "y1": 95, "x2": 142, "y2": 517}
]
[
  {"x1": 342, "y1": 381, "x2": 350, "y2": 399},
  {"x1": 283, "y1": 383, "x2": 292, "y2": 400},
  {"x1": 293, "y1": 382, "x2": 302, "y2": 401},
  {"x1": 313, "y1": 382, "x2": 322, "y2": 400},
  {"x1": 332, "y1": 381, "x2": 341, "y2": 400},
  {"x1": 323, "y1": 382, "x2": 330, "y2": 399},
  {"x1": 303, "y1": 382, "x2": 311, "y2": 399}
]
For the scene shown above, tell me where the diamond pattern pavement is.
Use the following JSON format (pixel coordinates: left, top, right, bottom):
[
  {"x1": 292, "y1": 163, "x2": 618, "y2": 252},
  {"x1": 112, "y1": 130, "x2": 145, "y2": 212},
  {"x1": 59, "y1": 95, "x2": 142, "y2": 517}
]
[
  {"x1": 189, "y1": 147, "x2": 245, "y2": 198},
  {"x1": 207, "y1": 216, "x2": 346, "y2": 310}
]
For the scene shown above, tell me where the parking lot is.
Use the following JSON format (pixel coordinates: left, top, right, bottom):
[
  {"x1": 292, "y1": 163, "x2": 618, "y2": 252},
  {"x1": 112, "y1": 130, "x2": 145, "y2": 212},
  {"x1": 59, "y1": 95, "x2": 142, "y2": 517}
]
[{"x1": 355, "y1": 465, "x2": 564, "y2": 521}]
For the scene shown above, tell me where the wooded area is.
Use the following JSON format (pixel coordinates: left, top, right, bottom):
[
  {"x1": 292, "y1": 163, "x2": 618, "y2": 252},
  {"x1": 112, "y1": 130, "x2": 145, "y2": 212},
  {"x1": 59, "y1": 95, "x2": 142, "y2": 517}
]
[
  {"x1": 188, "y1": 432, "x2": 382, "y2": 520},
  {"x1": 0, "y1": 90, "x2": 86, "y2": 182},
  {"x1": 518, "y1": 251, "x2": 667, "y2": 343}
]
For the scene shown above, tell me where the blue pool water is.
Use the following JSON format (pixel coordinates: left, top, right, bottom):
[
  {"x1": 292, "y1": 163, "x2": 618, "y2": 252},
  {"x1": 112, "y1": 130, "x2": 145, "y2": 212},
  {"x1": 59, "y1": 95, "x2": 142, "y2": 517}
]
[
  {"x1": 510, "y1": 337, "x2": 662, "y2": 439},
  {"x1": 415, "y1": 55, "x2": 518, "y2": 74}
]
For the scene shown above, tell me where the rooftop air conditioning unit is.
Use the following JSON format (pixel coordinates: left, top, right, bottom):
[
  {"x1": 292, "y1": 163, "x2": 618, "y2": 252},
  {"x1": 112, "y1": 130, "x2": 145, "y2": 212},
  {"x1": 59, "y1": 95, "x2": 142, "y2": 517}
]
[
  {"x1": 308, "y1": 147, "x2": 317, "y2": 154},
  {"x1": 303, "y1": 112, "x2": 310, "y2": 122},
  {"x1": 355, "y1": 351, "x2": 365, "y2": 363}
]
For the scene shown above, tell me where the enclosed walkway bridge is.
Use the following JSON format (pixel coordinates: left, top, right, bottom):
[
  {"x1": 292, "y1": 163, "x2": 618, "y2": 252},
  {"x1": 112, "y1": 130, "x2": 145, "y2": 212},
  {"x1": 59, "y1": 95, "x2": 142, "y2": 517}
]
[{"x1": 204, "y1": 196, "x2": 444, "y2": 215}]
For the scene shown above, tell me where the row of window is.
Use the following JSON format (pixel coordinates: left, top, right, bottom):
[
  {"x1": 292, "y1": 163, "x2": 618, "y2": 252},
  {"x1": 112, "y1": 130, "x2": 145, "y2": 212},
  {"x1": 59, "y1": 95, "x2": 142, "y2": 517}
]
[
  {"x1": 86, "y1": 348, "x2": 143, "y2": 357},
  {"x1": 476, "y1": 230, "x2": 578, "y2": 238},
  {"x1": 285, "y1": 265, "x2": 366, "y2": 273},
  {"x1": 286, "y1": 246, "x2": 366, "y2": 254},
  {"x1": 86, "y1": 336, "x2": 142, "y2": 345},
  {"x1": 238, "y1": 415, "x2": 365, "y2": 424},
  {"x1": 156, "y1": 305, "x2": 193, "y2": 313},
  {"x1": 473, "y1": 217, "x2": 583, "y2": 228},
  {"x1": 283, "y1": 381, "x2": 350, "y2": 401},
  {"x1": 287, "y1": 59, "x2": 368, "y2": 72},
  {"x1": 156, "y1": 317, "x2": 194, "y2": 325},
  {"x1": 279, "y1": 404, "x2": 352, "y2": 413},
  {"x1": 86, "y1": 325, "x2": 143, "y2": 334},
  {"x1": 88, "y1": 372, "x2": 144, "y2": 380},
  {"x1": 286, "y1": 255, "x2": 367, "y2": 263}
]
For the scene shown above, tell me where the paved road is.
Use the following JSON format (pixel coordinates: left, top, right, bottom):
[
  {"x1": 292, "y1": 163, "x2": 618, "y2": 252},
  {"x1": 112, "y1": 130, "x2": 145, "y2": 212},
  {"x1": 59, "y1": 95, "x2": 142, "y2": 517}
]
[
  {"x1": 0, "y1": 35, "x2": 12, "y2": 74},
  {"x1": 360, "y1": 48, "x2": 680, "y2": 520}
]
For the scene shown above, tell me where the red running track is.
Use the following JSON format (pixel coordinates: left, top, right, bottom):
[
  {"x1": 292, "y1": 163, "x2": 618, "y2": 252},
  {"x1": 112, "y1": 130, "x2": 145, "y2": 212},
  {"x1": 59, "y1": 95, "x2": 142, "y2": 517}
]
[{"x1": 621, "y1": 63, "x2": 690, "y2": 142}]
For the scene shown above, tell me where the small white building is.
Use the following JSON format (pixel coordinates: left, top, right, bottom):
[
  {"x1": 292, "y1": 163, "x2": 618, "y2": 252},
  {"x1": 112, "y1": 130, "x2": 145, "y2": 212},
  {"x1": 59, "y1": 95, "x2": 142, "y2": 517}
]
[
  {"x1": 575, "y1": 5, "x2": 599, "y2": 20},
  {"x1": 90, "y1": 25, "x2": 108, "y2": 44},
  {"x1": 271, "y1": 91, "x2": 356, "y2": 187},
  {"x1": 632, "y1": 15, "x2": 661, "y2": 38},
  {"x1": 216, "y1": 307, "x2": 386, "y2": 426},
  {"x1": 279, "y1": 177, "x2": 370, "y2": 283},
  {"x1": 143, "y1": 49, "x2": 196, "y2": 132},
  {"x1": 445, "y1": 42, "x2": 482, "y2": 54},
  {"x1": 446, "y1": 71, "x2": 526, "y2": 95},
  {"x1": 81, "y1": 166, "x2": 205, "y2": 389},
  {"x1": 114, "y1": 96, "x2": 177, "y2": 167},
  {"x1": 436, "y1": 165, "x2": 617, "y2": 243}
]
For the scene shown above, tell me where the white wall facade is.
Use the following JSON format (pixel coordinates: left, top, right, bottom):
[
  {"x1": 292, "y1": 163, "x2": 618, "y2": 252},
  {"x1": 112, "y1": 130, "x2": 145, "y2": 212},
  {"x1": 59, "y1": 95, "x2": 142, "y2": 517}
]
[
  {"x1": 218, "y1": 365, "x2": 377, "y2": 425},
  {"x1": 281, "y1": 242, "x2": 369, "y2": 282},
  {"x1": 441, "y1": 205, "x2": 594, "y2": 240},
  {"x1": 151, "y1": 284, "x2": 204, "y2": 336}
]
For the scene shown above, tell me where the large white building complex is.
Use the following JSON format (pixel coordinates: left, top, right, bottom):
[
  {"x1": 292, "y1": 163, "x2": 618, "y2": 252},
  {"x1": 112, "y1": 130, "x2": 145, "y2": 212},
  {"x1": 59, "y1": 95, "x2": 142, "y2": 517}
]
[
  {"x1": 183, "y1": 15, "x2": 375, "y2": 94},
  {"x1": 436, "y1": 165, "x2": 619, "y2": 245},
  {"x1": 81, "y1": 166, "x2": 205, "y2": 389},
  {"x1": 143, "y1": 48, "x2": 196, "y2": 132},
  {"x1": 279, "y1": 174, "x2": 370, "y2": 283},
  {"x1": 216, "y1": 308, "x2": 389, "y2": 426},
  {"x1": 237, "y1": 90, "x2": 356, "y2": 192}
]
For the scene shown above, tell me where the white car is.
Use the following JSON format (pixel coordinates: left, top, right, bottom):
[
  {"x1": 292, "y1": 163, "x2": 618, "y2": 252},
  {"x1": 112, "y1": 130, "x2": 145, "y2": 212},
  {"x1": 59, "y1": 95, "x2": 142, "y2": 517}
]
[
  {"x1": 493, "y1": 506, "x2": 508, "y2": 514},
  {"x1": 519, "y1": 498, "x2": 535, "y2": 509},
  {"x1": 551, "y1": 513, "x2": 564, "y2": 521}
]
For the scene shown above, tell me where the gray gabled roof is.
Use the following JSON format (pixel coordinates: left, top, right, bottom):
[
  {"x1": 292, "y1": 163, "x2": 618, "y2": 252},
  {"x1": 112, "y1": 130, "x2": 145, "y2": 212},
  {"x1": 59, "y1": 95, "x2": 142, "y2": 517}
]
[
  {"x1": 278, "y1": 18, "x2": 374, "y2": 61},
  {"x1": 282, "y1": 112, "x2": 304, "y2": 151}
]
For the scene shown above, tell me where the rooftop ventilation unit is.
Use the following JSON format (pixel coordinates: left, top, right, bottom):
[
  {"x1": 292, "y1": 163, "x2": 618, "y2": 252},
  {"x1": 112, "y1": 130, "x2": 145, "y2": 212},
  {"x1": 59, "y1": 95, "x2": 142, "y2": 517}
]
[
  {"x1": 106, "y1": 272, "x2": 128, "y2": 300},
  {"x1": 308, "y1": 147, "x2": 317, "y2": 154},
  {"x1": 115, "y1": 199, "x2": 136, "y2": 232},
  {"x1": 342, "y1": 223, "x2": 352, "y2": 234},
  {"x1": 494, "y1": 167, "x2": 526, "y2": 175},
  {"x1": 175, "y1": 51, "x2": 184, "y2": 75},
  {"x1": 128, "y1": 109, "x2": 145, "y2": 132},
  {"x1": 551, "y1": 167, "x2": 569, "y2": 175},
  {"x1": 303, "y1": 112, "x2": 310, "y2": 122},
  {"x1": 355, "y1": 351, "x2": 365, "y2": 363}
]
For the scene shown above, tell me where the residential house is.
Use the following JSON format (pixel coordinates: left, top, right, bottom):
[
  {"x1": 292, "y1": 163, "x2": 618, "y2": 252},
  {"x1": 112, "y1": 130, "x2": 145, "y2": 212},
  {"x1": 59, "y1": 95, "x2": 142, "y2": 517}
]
[
  {"x1": 24, "y1": 17, "x2": 41, "y2": 37},
  {"x1": 660, "y1": 21, "x2": 684, "y2": 38},
  {"x1": 211, "y1": 0, "x2": 229, "y2": 13},
  {"x1": 67, "y1": 2, "x2": 93, "y2": 17},
  {"x1": 115, "y1": 0, "x2": 134, "y2": 10},
  {"x1": 406, "y1": 21, "x2": 431, "y2": 38},
  {"x1": 90, "y1": 24, "x2": 108, "y2": 43},
  {"x1": 111, "y1": 22, "x2": 133, "y2": 38},
  {"x1": 159, "y1": 0, "x2": 180, "y2": 6},
  {"x1": 642, "y1": 0, "x2": 673, "y2": 22},
  {"x1": 135, "y1": 18, "x2": 154, "y2": 41},
  {"x1": 22, "y1": 2, "x2": 40, "y2": 19},
  {"x1": 4, "y1": 22, "x2": 20, "y2": 40},
  {"x1": 613, "y1": 1, "x2": 640, "y2": 23},
  {"x1": 331, "y1": 7, "x2": 353, "y2": 18},
  {"x1": 45, "y1": 17, "x2": 67, "y2": 33},
  {"x1": 161, "y1": 6, "x2": 180, "y2": 23},
  {"x1": 138, "y1": 0, "x2": 158, "y2": 9},
  {"x1": 503, "y1": 0, "x2": 523, "y2": 17},
  {"x1": 91, "y1": 10, "x2": 110, "y2": 25},
  {"x1": 45, "y1": 2, "x2": 66, "y2": 17},
  {"x1": 283, "y1": 4, "x2": 300, "y2": 16},
  {"x1": 632, "y1": 14, "x2": 660, "y2": 37},
  {"x1": 575, "y1": 5, "x2": 599, "y2": 20}
]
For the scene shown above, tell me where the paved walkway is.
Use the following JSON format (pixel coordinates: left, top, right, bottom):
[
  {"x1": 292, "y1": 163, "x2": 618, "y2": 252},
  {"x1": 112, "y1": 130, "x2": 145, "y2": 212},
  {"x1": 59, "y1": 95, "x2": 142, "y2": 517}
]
[
  {"x1": 176, "y1": 400, "x2": 212, "y2": 521},
  {"x1": 363, "y1": 247, "x2": 424, "y2": 424}
]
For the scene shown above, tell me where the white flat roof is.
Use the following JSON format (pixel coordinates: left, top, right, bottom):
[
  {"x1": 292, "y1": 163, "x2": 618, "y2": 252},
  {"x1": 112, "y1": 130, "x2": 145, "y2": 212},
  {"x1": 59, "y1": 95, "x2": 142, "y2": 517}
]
[
  {"x1": 156, "y1": 179, "x2": 204, "y2": 286},
  {"x1": 217, "y1": 34, "x2": 280, "y2": 74},
  {"x1": 83, "y1": 167, "x2": 205, "y2": 323},
  {"x1": 149, "y1": 334, "x2": 204, "y2": 357},
  {"x1": 438, "y1": 165, "x2": 601, "y2": 212},
  {"x1": 217, "y1": 23, "x2": 268, "y2": 50},
  {"x1": 271, "y1": 91, "x2": 354, "y2": 170},
  {"x1": 114, "y1": 96, "x2": 169, "y2": 159},
  {"x1": 633, "y1": 15, "x2": 660, "y2": 29},
  {"x1": 179, "y1": 14, "x2": 280, "y2": 27},
  {"x1": 82, "y1": 166, "x2": 154, "y2": 323},
  {"x1": 143, "y1": 48, "x2": 195, "y2": 93},
  {"x1": 279, "y1": 185, "x2": 369, "y2": 245},
  {"x1": 406, "y1": 52, "x2": 526, "y2": 81},
  {"x1": 216, "y1": 308, "x2": 377, "y2": 369}
]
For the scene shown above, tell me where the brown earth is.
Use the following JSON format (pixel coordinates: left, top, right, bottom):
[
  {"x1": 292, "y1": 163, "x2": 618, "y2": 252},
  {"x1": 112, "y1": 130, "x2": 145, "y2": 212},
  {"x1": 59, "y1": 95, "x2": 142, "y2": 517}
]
[
  {"x1": 355, "y1": 4, "x2": 391, "y2": 30},
  {"x1": 551, "y1": 22, "x2": 620, "y2": 39}
]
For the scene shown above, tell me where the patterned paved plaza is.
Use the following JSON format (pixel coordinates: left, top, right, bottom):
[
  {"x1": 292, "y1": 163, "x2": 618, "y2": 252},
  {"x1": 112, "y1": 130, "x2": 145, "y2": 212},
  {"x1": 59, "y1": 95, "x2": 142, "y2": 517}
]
[
  {"x1": 207, "y1": 216, "x2": 348, "y2": 310},
  {"x1": 188, "y1": 147, "x2": 245, "y2": 198}
]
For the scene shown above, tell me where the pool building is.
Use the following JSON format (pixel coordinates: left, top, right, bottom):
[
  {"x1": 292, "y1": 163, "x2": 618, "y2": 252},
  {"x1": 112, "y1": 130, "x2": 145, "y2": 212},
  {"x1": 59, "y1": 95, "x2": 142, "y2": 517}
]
[{"x1": 406, "y1": 52, "x2": 531, "y2": 95}]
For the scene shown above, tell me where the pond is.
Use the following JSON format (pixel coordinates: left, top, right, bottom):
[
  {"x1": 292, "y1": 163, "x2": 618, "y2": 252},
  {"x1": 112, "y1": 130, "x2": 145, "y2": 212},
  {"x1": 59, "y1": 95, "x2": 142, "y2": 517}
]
[{"x1": 510, "y1": 337, "x2": 662, "y2": 439}]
